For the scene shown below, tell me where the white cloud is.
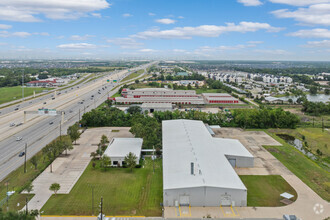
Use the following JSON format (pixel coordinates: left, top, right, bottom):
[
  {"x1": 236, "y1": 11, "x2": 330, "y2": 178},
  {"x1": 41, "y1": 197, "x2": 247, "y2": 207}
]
[
  {"x1": 238, "y1": 0, "x2": 263, "y2": 6},
  {"x1": 155, "y1": 18, "x2": 177, "y2": 24},
  {"x1": 254, "y1": 49, "x2": 290, "y2": 55},
  {"x1": 107, "y1": 37, "x2": 143, "y2": 49},
  {"x1": 57, "y1": 43, "x2": 97, "y2": 49},
  {"x1": 197, "y1": 43, "x2": 257, "y2": 52},
  {"x1": 0, "y1": 24, "x2": 11, "y2": 29},
  {"x1": 0, "y1": 31, "x2": 33, "y2": 38},
  {"x1": 178, "y1": 16, "x2": 184, "y2": 19},
  {"x1": 148, "y1": 12, "x2": 156, "y2": 16},
  {"x1": 91, "y1": 13, "x2": 101, "y2": 18},
  {"x1": 247, "y1": 40, "x2": 264, "y2": 44},
  {"x1": 122, "y1": 13, "x2": 132, "y2": 18},
  {"x1": 269, "y1": 0, "x2": 330, "y2": 6},
  {"x1": 0, "y1": 0, "x2": 110, "y2": 22},
  {"x1": 70, "y1": 34, "x2": 95, "y2": 41},
  {"x1": 272, "y1": 4, "x2": 330, "y2": 26},
  {"x1": 132, "y1": 22, "x2": 283, "y2": 39},
  {"x1": 173, "y1": 49, "x2": 186, "y2": 52},
  {"x1": 303, "y1": 40, "x2": 330, "y2": 47},
  {"x1": 139, "y1": 48, "x2": 157, "y2": 52},
  {"x1": 288, "y1": 28, "x2": 330, "y2": 38}
]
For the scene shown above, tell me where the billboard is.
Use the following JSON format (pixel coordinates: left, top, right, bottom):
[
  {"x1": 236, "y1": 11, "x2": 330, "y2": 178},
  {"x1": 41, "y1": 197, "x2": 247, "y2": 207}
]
[{"x1": 38, "y1": 108, "x2": 57, "y2": 116}]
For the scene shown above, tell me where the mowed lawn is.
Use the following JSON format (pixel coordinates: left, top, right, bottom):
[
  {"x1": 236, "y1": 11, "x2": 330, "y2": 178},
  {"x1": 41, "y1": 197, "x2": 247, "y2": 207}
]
[
  {"x1": 41, "y1": 158, "x2": 163, "y2": 216},
  {"x1": 264, "y1": 131, "x2": 330, "y2": 201},
  {"x1": 0, "y1": 86, "x2": 48, "y2": 105},
  {"x1": 240, "y1": 175, "x2": 297, "y2": 207}
]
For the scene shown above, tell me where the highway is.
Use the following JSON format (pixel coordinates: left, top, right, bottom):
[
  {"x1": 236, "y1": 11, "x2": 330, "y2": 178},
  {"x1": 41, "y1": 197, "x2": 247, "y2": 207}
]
[{"x1": 0, "y1": 62, "x2": 155, "y2": 181}]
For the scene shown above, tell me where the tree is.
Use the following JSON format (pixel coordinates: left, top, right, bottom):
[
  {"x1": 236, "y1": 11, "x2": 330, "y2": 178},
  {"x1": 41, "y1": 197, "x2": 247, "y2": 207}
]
[
  {"x1": 58, "y1": 136, "x2": 73, "y2": 155},
  {"x1": 124, "y1": 152, "x2": 137, "y2": 172},
  {"x1": 30, "y1": 155, "x2": 38, "y2": 170},
  {"x1": 49, "y1": 183, "x2": 60, "y2": 195},
  {"x1": 100, "y1": 155, "x2": 111, "y2": 170},
  {"x1": 127, "y1": 106, "x2": 142, "y2": 114},
  {"x1": 135, "y1": 79, "x2": 139, "y2": 84},
  {"x1": 100, "y1": 135, "x2": 109, "y2": 146},
  {"x1": 310, "y1": 86, "x2": 318, "y2": 95},
  {"x1": 288, "y1": 98, "x2": 293, "y2": 104},
  {"x1": 90, "y1": 152, "x2": 98, "y2": 160},
  {"x1": 25, "y1": 183, "x2": 33, "y2": 194},
  {"x1": 325, "y1": 88, "x2": 330, "y2": 95},
  {"x1": 67, "y1": 124, "x2": 81, "y2": 145}
]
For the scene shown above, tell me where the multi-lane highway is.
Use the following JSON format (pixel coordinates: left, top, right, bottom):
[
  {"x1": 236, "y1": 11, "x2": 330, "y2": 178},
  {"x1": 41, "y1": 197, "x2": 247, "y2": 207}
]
[{"x1": 0, "y1": 62, "x2": 154, "y2": 181}]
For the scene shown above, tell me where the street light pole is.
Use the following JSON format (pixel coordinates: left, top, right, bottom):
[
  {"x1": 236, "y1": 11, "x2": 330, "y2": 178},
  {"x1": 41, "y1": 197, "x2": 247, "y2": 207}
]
[
  {"x1": 24, "y1": 143, "x2": 27, "y2": 173},
  {"x1": 25, "y1": 197, "x2": 28, "y2": 215},
  {"x1": 100, "y1": 197, "x2": 103, "y2": 220},
  {"x1": 92, "y1": 186, "x2": 94, "y2": 215},
  {"x1": 22, "y1": 69, "x2": 25, "y2": 101}
]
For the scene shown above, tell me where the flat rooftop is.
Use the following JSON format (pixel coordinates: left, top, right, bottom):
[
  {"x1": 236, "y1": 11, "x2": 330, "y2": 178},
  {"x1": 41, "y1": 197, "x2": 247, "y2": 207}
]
[
  {"x1": 104, "y1": 138, "x2": 143, "y2": 158},
  {"x1": 162, "y1": 119, "x2": 253, "y2": 190}
]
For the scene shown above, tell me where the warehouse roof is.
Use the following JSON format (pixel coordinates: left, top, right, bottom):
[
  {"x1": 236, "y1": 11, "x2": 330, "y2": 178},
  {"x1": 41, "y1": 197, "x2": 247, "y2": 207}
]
[
  {"x1": 104, "y1": 138, "x2": 143, "y2": 158},
  {"x1": 163, "y1": 119, "x2": 253, "y2": 191},
  {"x1": 141, "y1": 103, "x2": 173, "y2": 108}
]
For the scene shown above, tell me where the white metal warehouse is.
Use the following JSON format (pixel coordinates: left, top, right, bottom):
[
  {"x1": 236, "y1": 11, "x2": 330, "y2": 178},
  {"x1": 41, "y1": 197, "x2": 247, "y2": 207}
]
[
  {"x1": 104, "y1": 138, "x2": 143, "y2": 166},
  {"x1": 162, "y1": 119, "x2": 254, "y2": 207}
]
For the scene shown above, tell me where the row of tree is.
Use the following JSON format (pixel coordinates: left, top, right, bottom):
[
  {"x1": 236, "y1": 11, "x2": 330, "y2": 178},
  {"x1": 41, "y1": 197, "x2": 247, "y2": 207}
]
[{"x1": 302, "y1": 100, "x2": 330, "y2": 116}]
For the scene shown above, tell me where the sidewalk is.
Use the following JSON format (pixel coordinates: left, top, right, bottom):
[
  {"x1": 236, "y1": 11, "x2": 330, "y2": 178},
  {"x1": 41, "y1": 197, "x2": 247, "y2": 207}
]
[{"x1": 22, "y1": 128, "x2": 108, "y2": 211}]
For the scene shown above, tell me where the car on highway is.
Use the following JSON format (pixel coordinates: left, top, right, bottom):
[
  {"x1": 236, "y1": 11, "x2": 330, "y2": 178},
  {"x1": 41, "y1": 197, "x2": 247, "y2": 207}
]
[
  {"x1": 10, "y1": 123, "x2": 15, "y2": 127},
  {"x1": 16, "y1": 136, "x2": 22, "y2": 141},
  {"x1": 16, "y1": 122, "x2": 23, "y2": 127},
  {"x1": 52, "y1": 97, "x2": 55, "y2": 100},
  {"x1": 14, "y1": 108, "x2": 19, "y2": 111},
  {"x1": 43, "y1": 102, "x2": 47, "y2": 104},
  {"x1": 49, "y1": 122, "x2": 54, "y2": 125},
  {"x1": 91, "y1": 95, "x2": 94, "y2": 97},
  {"x1": 69, "y1": 110, "x2": 73, "y2": 113},
  {"x1": 19, "y1": 152, "x2": 25, "y2": 157}
]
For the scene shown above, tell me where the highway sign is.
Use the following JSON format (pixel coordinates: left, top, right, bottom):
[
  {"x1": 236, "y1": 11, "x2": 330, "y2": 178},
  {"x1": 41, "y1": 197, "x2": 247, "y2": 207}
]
[
  {"x1": 107, "y1": 79, "x2": 110, "y2": 82},
  {"x1": 38, "y1": 108, "x2": 57, "y2": 116},
  {"x1": 113, "y1": 80, "x2": 117, "y2": 82}
]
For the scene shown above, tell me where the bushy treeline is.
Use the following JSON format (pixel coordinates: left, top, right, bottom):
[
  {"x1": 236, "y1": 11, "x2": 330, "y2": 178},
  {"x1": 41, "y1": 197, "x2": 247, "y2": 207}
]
[
  {"x1": 81, "y1": 106, "x2": 300, "y2": 149},
  {"x1": 302, "y1": 100, "x2": 330, "y2": 116},
  {"x1": 232, "y1": 108, "x2": 300, "y2": 129},
  {"x1": 153, "y1": 73, "x2": 205, "y2": 81}
]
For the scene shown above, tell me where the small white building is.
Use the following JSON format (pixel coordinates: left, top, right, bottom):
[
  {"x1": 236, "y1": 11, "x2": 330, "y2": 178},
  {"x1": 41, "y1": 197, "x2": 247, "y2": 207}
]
[{"x1": 104, "y1": 138, "x2": 143, "y2": 166}]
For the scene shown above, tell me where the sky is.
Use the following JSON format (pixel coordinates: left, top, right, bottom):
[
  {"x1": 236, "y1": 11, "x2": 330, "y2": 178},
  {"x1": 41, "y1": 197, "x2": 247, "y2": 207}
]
[{"x1": 0, "y1": 0, "x2": 329, "y2": 61}]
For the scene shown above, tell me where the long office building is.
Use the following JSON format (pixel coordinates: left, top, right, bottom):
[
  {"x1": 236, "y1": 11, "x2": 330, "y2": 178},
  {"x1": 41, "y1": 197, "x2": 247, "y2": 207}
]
[
  {"x1": 113, "y1": 88, "x2": 239, "y2": 105},
  {"x1": 162, "y1": 119, "x2": 254, "y2": 207}
]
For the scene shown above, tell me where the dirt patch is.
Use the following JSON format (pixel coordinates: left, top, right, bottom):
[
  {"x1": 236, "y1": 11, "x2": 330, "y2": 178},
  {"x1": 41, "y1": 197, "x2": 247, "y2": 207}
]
[{"x1": 267, "y1": 148, "x2": 280, "y2": 154}]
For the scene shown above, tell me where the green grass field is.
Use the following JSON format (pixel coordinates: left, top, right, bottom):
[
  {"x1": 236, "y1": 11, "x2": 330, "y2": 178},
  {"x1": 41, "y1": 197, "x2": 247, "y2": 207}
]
[
  {"x1": 268, "y1": 128, "x2": 330, "y2": 157},
  {"x1": 264, "y1": 131, "x2": 330, "y2": 201},
  {"x1": 41, "y1": 158, "x2": 163, "y2": 216},
  {"x1": 0, "y1": 86, "x2": 49, "y2": 105},
  {"x1": 240, "y1": 175, "x2": 297, "y2": 207},
  {"x1": 122, "y1": 69, "x2": 144, "y2": 82}
]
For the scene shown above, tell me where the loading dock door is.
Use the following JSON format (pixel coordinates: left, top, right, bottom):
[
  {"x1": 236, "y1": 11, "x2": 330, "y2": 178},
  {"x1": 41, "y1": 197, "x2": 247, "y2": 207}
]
[
  {"x1": 228, "y1": 158, "x2": 236, "y2": 168},
  {"x1": 179, "y1": 196, "x2": 190, "y2": 206},
  {"x1": 220, "y1": 194, "x2": 232, "y2": 206}
]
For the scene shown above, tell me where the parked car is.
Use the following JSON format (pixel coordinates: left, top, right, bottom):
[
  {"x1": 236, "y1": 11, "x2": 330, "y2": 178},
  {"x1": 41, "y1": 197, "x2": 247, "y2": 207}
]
[
  {"x1": 19, "y1": 152, "x2": 25, "y2": 157},
  {"x1": 10, "y1": 123, "x2": 15, "y2": 127}
]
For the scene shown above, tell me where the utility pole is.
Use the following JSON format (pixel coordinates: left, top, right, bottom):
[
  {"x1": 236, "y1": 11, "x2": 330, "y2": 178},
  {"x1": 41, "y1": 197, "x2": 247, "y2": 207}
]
[
  {"x1": 153, "y1": 146, "x2": 155, "y2": 174},
  {"x1": 60, "y1": 121, "x2": 62, "y2": 141},
  {"x1": 79, "y1": 109, "x2": 81, "y2": 121},
  {"x1": 25, "y1": 197, "x2": 28, "y2": 215},
  {"x1": 313, "y1": 117, "x2": 315, "y2": 127},
  {"x1": 322, "y1": 117, "x2": 324, "y2": 132},
  {"x1": 22, "y1": 69, "x2": 25, "y2": 101},
  {"x1": 24, "y1": 143, "x2": 27, "y2": 173}
]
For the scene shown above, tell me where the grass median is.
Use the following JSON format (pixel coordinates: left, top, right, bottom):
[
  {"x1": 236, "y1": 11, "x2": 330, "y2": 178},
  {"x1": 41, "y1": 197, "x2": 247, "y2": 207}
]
[{"x1": 41, "y1": 158, "x2": 163, "y2": 216}]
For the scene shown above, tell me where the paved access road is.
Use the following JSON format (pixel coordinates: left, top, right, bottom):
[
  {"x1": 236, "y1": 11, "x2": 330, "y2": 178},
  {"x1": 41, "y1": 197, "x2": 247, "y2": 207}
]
[{"x1": 0, "y1": 62, "x2": 155, "y2": 181}]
